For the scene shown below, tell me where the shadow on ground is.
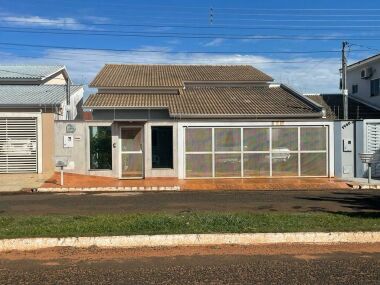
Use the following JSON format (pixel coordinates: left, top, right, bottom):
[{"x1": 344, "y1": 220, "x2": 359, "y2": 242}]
[{"x1": 296, "y1": 192, "x2": 380, "y2": 216}]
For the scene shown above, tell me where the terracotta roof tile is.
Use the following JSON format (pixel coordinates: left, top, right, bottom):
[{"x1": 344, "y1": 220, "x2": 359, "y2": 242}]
[
  {"x1": 84, "y1": 86, "x2": 322, "y2": 118},
  {"x1": 90, "y1": 64, "x2": 273, "y2": 87}
]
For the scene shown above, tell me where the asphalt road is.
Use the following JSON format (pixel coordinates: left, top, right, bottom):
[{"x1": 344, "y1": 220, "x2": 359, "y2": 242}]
[
  {"x1": 1, "y1": 244, "x2": 380, "y2": 284},
  {"x1": 0, "y1": 190, "x2": 379, "y2": 215}
]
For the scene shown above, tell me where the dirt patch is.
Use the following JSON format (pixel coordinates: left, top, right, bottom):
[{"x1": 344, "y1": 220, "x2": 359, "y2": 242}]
[{"x1": 1, "y1": 243, "x2": 380, "y2": 262}]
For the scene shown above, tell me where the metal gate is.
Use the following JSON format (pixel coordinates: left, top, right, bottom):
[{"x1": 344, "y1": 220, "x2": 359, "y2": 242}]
[
  {"x1": 0, "y1": 118, "x2": 37, "y2": 173},
  {"x1": 366, "y1": 123, "x2": 380, "y2": 177}
]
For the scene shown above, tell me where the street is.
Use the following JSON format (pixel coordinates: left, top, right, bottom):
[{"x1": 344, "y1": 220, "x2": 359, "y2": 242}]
[
  {"x1": 0, "y1": 190, "x2": 379, "y2": 215},
  {"x1": 1, "y1": 243, "x2": 380, "y2": 284}
]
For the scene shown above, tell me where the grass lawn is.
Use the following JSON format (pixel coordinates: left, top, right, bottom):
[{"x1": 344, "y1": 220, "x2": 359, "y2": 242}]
[{"x1": 0, "y1": 212, "x2": 379, "y2": 239}]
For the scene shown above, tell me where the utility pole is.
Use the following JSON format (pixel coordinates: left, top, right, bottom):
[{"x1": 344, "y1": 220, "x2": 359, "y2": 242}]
[{"x1": 341, "y1": 41, "x2": 349, "y2": 120}]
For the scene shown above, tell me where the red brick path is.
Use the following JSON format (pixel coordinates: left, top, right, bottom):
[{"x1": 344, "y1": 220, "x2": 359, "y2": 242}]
[{"x1": 42, "y1": 172, "x2": 350, "y2": 191}]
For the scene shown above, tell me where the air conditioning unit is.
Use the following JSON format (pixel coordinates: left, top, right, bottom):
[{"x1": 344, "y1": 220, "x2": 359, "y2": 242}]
[{"x1": 361, "y1": 67, "x2": 373, "y2": 79}]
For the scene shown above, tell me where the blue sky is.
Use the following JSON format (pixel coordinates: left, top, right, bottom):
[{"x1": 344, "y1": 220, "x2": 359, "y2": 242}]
[{"x1": 1, "y1": 0, "x2": 380, "y2": 94}]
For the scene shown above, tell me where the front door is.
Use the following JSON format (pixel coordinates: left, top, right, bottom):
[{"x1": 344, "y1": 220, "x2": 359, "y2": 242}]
[{"x1": 120, "y1": 127, "x2": 144, "y2": 179}]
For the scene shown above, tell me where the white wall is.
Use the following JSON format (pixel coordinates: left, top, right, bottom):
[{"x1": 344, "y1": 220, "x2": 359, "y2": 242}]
[
  {"x1": 55, "y1": 88, "x2": 84, "y2": 120},
  {"x1": 347, "y1": 59, "x2": 380, "y2": 109}
]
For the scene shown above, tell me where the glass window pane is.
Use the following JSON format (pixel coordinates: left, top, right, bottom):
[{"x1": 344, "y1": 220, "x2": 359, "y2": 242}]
[
  {"x1": 301, "y1": 153, "x2": 327, "y2": 176},
  {"x1": 152, "y1": 127, "x2": 173, "y2": 169},
  {"x1": 244, "y1": 153, "x2": 270, "y2": 177},
  {"x1": 121, "y1": 153, "x2": 143, "y2": 178},
  {"x1": 186, "y1": 154, "x2": 212, "y2": 177},
  {"x1": 215, "y1": 153, "x2": 241, "y2": 177},
  {"x1": 300, "y1": 127, "x2": 326, "y2": 151},
  {"x1": 185, "y1": 128, "x2": 212, "y2": 152},
  {"x1": 121, "y1": 128, "x2": 142, "y2": 152},
  {"x1": 243, "y1": 128, "x2": 269, "y2": 151},
  {"x1": 272, "y1": 128, "x2": 298, "y2": 151},
  {"x1": 215, "y1": 128, "x2": 241, "y2": 152},
  {"x1": 89, "y1": 126, "x2": 112, "y2": 170},
  {"x1": 272, "y1": 153, "x2": 298, "y2": 176}
]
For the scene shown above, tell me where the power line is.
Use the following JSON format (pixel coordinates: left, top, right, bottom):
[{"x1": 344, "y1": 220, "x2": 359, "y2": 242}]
[
  {"x1": 2, "y1": 19, "x2": 380, "y2": 31},
  {"x1": 2, "y1": 27, "x2": 380, "y2": 41},
  {"x1": 0, "y1": 42, "x2": 374, "y2": 56}
]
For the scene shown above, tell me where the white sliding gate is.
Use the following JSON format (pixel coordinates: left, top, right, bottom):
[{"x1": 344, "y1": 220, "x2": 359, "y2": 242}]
[{"x1": 0, "y1": 118, "x2": 38, "y2": 173}]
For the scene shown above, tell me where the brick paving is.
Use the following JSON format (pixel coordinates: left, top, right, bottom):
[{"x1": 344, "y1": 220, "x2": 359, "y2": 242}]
[{"x1": 41, "y1": 172, "x2": 350, "y2": 191}]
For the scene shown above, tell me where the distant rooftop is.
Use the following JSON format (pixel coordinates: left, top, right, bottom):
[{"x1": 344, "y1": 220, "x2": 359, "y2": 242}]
[
  {"x1": 0, "y1": 85, "x2": 82, "y2": 107},
  {"x1": 0, "y1": 65, "x2": 65, "y2": 80}
]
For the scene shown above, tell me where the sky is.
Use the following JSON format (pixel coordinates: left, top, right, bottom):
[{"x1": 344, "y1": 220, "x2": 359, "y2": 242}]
[{"x1": 1, "y1": 0, "x2": 380, "y2": 96}]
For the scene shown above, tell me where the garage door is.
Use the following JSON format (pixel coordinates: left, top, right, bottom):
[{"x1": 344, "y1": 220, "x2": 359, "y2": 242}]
[
  {"x1": 0, "y1": 118, "x2": 37, "y2": 173},
  {"x1": 184, "y1": 126, "x2": 328, "y2": 178},
  {"x1": 366, "y1": 123, "x2": 380, "y2": 177}
]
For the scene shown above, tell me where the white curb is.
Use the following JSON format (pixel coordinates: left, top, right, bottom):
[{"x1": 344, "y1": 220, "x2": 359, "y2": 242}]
[
  {"x1": 1, "y1": 232, "x2": 380, "y2": 252},
  {"x1": 36, "y1": 186, "x2": 181, "y2": 192}
]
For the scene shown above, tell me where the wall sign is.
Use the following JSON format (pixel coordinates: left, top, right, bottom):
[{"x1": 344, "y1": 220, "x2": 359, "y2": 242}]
[
  {"x1": 66, "y1": 124, "x2": 76, "y2": 133},
  {"x1": 63, "y1": 135, "x2": 74, "y2": 148}
]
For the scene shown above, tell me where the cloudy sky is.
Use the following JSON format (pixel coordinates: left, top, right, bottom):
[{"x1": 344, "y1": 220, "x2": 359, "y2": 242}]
[{"x1": 0, "y1": 0, "x2": 379, "y2": 95}]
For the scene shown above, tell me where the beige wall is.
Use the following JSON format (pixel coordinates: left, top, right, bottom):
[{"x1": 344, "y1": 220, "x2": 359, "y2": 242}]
[
  {"x1": 42, "y1": 113, "x2": 55, "y2": 174},
  {"x1": 43, "y1": 72, "x2": 66, "y2": 85}
]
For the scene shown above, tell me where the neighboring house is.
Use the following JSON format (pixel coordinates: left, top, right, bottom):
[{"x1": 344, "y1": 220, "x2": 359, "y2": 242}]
[
  {"x1": 346, "y1": 53, "x2": 380, "y2": 109},
  {"x1": 0, "y1": 65, "x2": 84, "y2": 174},
  {"x1": 306, "y1": 93, "x2": 380, "y2": 179},
  {"x1": 305, "y1": 93, "x2": 380, "y2": 120},
  {"x1": 57, "y1": 64, "x2": 334, "y2": 180}
]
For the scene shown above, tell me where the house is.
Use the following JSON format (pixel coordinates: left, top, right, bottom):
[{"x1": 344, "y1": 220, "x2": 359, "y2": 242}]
[
  {"x1": 346, "y1": 53, "x2": 380, "y2": 109},
  {"x1": 56, "y1": 64, "x2": 334, "y2": 180},
  {"x1": 0, "y1": 65, "x2": 84, "y2": 174},
  {"x1": 305, "y1": 93, "x2": 380, "y2": 120}
]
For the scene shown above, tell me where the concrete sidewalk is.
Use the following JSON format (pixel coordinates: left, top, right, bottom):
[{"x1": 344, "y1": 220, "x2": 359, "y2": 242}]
[{"x1": 0, "y1": 173, "x2": 52, "y2": 192}]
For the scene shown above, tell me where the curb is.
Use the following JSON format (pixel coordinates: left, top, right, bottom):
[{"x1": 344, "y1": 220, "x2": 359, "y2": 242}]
[
  {"x1": 346, "y1": 183, "x2": 380, "y2": 190},
  {"x1": 1, "y1": 232, "x2": 380, "y2": 252},
  {"x1": 36, "y1": 186, "x2": 181, "y2": 192}
]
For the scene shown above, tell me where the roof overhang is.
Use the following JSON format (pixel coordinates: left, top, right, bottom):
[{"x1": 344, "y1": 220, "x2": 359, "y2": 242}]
[{"x1": 347, "y1": 53, "x2": 380, "y2": 71}]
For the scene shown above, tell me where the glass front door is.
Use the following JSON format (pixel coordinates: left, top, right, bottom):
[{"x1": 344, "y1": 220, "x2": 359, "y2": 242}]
[{"x1": 120, "y1": 127, "x2": 143, "y2": 178}]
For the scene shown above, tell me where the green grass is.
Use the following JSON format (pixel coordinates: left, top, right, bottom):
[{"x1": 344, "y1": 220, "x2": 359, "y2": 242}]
[{"x1": 0, "y1": 212, "x2": 379, "y2": 239}]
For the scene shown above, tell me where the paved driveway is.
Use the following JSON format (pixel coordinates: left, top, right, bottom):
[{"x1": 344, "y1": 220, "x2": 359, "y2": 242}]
[{"x1": 0, "y1": 190, "x2": 379, "y2": 215}]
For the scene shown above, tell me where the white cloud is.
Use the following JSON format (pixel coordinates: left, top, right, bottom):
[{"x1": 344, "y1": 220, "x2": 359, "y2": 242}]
[
  {"x1": 204, "y1": 38, "x2": 225, "y2": 47},
  {"x1": 2, "y1": 16, "x2": 86, "y2": 29},
  {"x1": 0, "y1": 47, "x2": 352, "y2": 95}
]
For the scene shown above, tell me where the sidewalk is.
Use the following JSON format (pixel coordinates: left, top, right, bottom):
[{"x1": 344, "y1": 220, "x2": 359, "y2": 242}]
[
  {"x1": 0, "y1": 173, "x2": 52, "y2": 192},
  {"x1": 39, "y1": 172, "x2": 350, "y2": 191}
]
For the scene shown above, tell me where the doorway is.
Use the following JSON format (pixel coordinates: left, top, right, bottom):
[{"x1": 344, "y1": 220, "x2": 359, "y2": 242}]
[{"x1": 120, "y1": 126, "x2": 144, "y2": 179}]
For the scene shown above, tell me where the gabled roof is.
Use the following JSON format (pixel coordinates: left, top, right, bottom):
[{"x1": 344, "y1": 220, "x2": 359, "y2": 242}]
[
  {"x1": 0, "y1": 65, "x2": 65, "y2": 81},
  {"x1": 89, "y1": 64, "x2": 273, "y2": 88},
  {"x1": 0, "y1": 85, "x2": 83, "y2": 107},
  {"x1": 305, "y1": 94, "x2": 380, "y2": 120},
  {"x1": 347, "y1": 53, "x2": 380, "y2": 70},
  {"x1": 84, "y1": 85, "x2": 324, "y2": 119}
]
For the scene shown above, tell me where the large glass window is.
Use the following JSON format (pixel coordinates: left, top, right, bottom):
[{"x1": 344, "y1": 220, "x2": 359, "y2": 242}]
[
  {"x1": 89, "y1": 126, "x2": 112, "y2": 170},
  {"x1": 272, "y1": 128, "x2": 298, "y2": 151},
  {"x1": 215, "y1": 153, "x2": 241, "y2": 177},
  {"x1": 300, "y1": 127, "x2": 326, "y2": 151},
  {"x1": 185, "y1": 128, "x2": 212, "y2": 152},
  {"x1": 243, "y1": 128, "x2": 269, "y2": 151},
  {"x1": 215, "y1": 128, "x2": 241, "y2": 152},
  {"x1": 184, "y1": 126, "x2": 328, "y2": 178},
  {"x1": 244, "y1": 153, "x2": 270, "y2": 177},
  {"x1": 186, "y1": 154, "x2": 212, "y2": 177},
  {"x1": 152, "y1": 126, "x2": 173, "y2": 169}
]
